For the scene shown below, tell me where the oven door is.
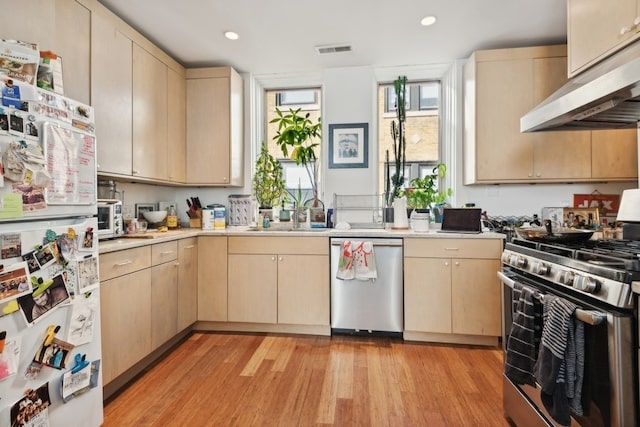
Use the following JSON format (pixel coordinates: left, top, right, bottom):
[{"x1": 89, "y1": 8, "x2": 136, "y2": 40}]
[{"x1": 499, "y1": 269, "x2": 636, "y2": 427}]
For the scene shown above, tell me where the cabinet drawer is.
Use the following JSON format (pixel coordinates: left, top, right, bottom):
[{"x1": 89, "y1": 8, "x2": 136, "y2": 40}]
[
  {"x1": 404, "y1": 238, "x2": 502, "y2": 259},
  {"x1": 100, "y1": 246, "x2": 151, "y2": 281},
  {"x1": 152, "y1": 241, "x2": 178, "y2": 265},
  {"x1": 228, "y1": 236, "x2": 328, "y2": 255}
]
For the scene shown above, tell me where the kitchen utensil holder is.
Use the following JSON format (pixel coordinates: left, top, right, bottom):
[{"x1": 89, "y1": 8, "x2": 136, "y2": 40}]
[{"x1": 189, "y1": 209, "x2": 202, "y2": 228}]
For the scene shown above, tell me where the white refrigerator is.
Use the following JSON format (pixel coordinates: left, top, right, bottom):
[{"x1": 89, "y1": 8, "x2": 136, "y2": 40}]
[{"x1": 0, "y1": 88, "x2": 103, "y2": 426}]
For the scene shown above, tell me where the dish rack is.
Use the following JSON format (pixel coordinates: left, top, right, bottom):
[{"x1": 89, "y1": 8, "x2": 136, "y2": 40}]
[{"x1": 333, "y1": 194, "x2": 385, "y2": 229}]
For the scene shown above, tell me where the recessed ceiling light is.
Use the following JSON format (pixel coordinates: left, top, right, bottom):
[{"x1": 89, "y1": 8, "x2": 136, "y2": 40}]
[
  {"x1": 224, "y1": 31, "x2": 239, "y2": 40},
  {"x1": 420, "y1": 16, "x2": 437, "y2": 26}
]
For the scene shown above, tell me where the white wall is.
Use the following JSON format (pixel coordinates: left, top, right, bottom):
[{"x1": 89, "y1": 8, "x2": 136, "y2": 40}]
[
  {"x1": 117, "y1": 62, "x2": 638, "y2": 225},
  {"x1": 321, "y1": 67, "x2": 378, "y2": 203}
]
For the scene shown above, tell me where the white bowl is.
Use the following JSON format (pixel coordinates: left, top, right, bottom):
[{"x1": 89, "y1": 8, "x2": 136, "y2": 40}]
[{"x1": 143, "y1": 210, "x2": 167, "y2": 223}]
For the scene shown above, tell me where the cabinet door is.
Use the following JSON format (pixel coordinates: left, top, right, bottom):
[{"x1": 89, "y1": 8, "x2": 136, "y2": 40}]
[
  {"x1": 591, "y1": 129, "x2": 638, "y2": 179},
  {"x1": 228, "y1": 254, "x2": 278, "y2": 323},
  {"x1": 568, "y1": 0, "x2": 638, "y2": 75},
  {"x1": 151, "y1": 260, "x2": 178, "y2": 350},
  {"x1": 54, "y1": 0, "x2": 90, "y2": 104},
  {"x1": 278, "y1": 254, "x2": 329, "y2": 325},
  {"x1": 186, "y1": 76, "x2": 231, "y2": 184},
  {"x1": 91, "y1": 10, "x2": 133, "y2": 176},
  {"x1": 167, "y1": 67, "x2": 186, "y2": 183},
  {"x1": 177, "y1": 238, "x2": 198, "y2": 330},
  {"x1": 475, "y1": 58, "x2": 535, "y2": 181},
  {"x1": 451, "y1": 259, "x2": 501, "y2": 336},
  {"x1": 532, "y1": 56, "x2": 592, "y2": 180},
  {"x1": 197, "y1": 236, "x2": 228, "y2": 321},
  {"x1": 101, "y1": 268, "x2": 151, "y2": 384},
  {"x1": 133, "y1": 43, "x2": 168, "y2": 180},
  {"x1": 404, "y1": 257, "x2": 451, "y2": 333}
]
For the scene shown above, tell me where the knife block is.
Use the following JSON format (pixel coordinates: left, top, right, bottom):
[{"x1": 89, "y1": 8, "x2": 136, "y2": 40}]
[{"x1": 189, "y1": 209, "x2": 202, "y2": 228}]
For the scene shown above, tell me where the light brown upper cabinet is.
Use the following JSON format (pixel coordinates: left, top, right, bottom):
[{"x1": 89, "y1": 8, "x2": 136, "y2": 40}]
[
  {"x1": 3, "y1": 0, "x2": 91, "y2": 103},
  {"x1": 91, "y1": 1, "x2": 185, "y2": 184},
  {"x1": 186, "y1": 67, "x2": 244, "y2": 186},
  {"x1": 463, "y1": 45, "x2": 637, "y2": 184},
  {"x1": 568, "y1": 0, "x2": 640, "y2": 76},
  {"x1": 91, "y1": 6, "x2": 133, "y2": 177},
  {"x1": 132, "y1": 44, "x2": 168, "y2": 180}
]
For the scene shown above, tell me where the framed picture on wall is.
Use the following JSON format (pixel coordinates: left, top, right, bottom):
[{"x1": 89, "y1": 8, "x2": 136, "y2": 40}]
[{"x1": 328, "y1": 123, "x2": 368, "y2": 169}]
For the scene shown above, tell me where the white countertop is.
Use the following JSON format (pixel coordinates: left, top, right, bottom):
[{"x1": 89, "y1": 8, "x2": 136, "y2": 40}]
[{"x1": 99, "y1": 226, "x2": 505, "y2": 254}]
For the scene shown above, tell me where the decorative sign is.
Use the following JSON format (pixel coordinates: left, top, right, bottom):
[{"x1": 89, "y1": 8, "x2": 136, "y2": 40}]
[{"x1": 572, "y1": 193, "x2": 620, "y2": 216}]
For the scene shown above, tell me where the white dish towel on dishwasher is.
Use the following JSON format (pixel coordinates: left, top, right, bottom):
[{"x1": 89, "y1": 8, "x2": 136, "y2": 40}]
[{"x1": 336, "y1": 240, "x2": 377, "y2": 281}]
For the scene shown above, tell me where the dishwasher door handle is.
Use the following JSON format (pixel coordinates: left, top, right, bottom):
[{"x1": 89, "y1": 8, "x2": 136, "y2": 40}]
[{"x1": 330, "y1": 239, "x2": 403, "y2": 247}]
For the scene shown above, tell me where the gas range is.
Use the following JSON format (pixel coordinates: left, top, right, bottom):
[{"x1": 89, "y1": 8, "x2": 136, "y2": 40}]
[{"x1": 503, "y1": 238, "x2": 640, "y2": 309}]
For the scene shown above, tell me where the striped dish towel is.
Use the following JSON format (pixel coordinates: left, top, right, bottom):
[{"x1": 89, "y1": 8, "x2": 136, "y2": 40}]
[{"x1": 504, "y1": 281, "x2": 540, "y2": 386}]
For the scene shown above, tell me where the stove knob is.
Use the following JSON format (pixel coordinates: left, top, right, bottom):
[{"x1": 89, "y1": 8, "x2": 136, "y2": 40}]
[
  {"x1": 533, "y1": 261, "x2": 551, "y2": 276},
  {"x1": 559, "y1": 271, "x2": 574, "y2": 286},
  {"x1": 573, "y1": 275, "x2": 601, "y2": 293},
  {"x1": 515, "y1": 256, "x2": 528, "y2": 268},
  {"x1": 501, "y1": 253, "x2": 512, "y2": 264}
]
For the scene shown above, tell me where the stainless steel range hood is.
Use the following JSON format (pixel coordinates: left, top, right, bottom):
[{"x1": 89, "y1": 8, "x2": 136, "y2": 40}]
[{"x1": 521, "y1": 41, "x2": 640, "y2": 132}]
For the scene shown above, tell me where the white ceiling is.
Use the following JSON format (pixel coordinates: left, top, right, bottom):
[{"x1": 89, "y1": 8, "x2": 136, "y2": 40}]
[{"x1": 97, "y1": 0, "x2": 567, "y2": 75}]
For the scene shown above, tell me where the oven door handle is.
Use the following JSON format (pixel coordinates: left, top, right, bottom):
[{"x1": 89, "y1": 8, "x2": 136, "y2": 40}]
[{"x1": 498, "y1": 271, "x2": 606, "y2": 326}]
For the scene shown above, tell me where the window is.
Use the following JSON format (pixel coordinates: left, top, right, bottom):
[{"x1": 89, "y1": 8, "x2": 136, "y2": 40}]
[
  {"x1": 265, "y1": 88, "x2": 322, "y2": 204},
  {"x1": 384, "y1": 82, "x2": 439, "y2": 114},
  {"x1": 275, "y1": 89, "x2": 319, "y2": 110},
  {"x1": 378, "y1": 80, "x2": 440, "y2": 197}
]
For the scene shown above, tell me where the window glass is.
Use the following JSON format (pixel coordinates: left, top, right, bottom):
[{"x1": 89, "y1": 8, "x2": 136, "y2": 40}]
[
  {"x1": 378, "y1": 80, "x2": 440, "y2": 197},
  {"x1": 265, "y1": 88, "x2": 321, "y2": 202}
]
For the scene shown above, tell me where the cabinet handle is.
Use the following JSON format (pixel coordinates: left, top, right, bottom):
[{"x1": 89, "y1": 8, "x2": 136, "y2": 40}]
[
  {"x1": 620, "y1": 26, "x2": 632, "y2": 35},
  {"x1": 455, "y1": 261, "x2": 460, "y2": 266},
  {"x1": 634, "y1": 16, "x2": 640, "y2": 26},
  {"x1": 271, "y1": 256, "x2": 276, "y2": 261},
  {"x1": 115, "y1": 260, "x2": 133, "y2": 267},
  {"x1": 444, "y1": 247, "x2": 459, "y2": 251},
  {"x1": 183, "y1": 245, "x2": 196, "y2": 249},
  {"x1": 174, "y1": 262, "x2": 180, "y2": 267},
  {"x1": 444, "y1": 261, "x2": 450, "y2": 266},
  {"x1": 132, "y1": 169, "x2": 140, "y2": 175},
  {"x1": 160, "y1": 251, "x2": 175, "y2": 256},
  {"x1": 279, "y1": 256, "x2": 283, "y2": 261}
]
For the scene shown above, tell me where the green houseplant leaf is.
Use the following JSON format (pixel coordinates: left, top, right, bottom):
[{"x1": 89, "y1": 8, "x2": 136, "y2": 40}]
[
  {"x1": 253, "y1": 141, "x2": 286, "y2": 208},
  {"x1": 270, "y1": 107, "x2": 322, "y2": 207},
  {"x1": 400, "y1": 163, "x2": 453, "y2": 209}
]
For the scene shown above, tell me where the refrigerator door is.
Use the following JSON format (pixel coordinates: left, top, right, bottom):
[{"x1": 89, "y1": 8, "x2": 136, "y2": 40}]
[
  {"x1": 0, "y1": 88, "x2": 97, "y2": 224},
  {"x1": 0, "y1": 217, "x2": 103, "y2": 427}
]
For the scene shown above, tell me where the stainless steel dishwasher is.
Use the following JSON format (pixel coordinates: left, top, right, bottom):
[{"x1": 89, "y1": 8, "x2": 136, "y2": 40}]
[{"x1": 330, "y1": 237, "x2": 403, "y2": 336}]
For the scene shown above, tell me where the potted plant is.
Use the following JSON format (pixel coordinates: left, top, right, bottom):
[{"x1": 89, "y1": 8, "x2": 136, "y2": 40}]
[
  {"x1": 385, "y1": 75, "x2": 408, "y2": 209},
  {"x1": 253, "y1": 140, "x2": 286, "y2": 220},
  {"x1": 270, "y1": 107, "x2": 324, "y2": 223},
  {"x1": 400, "y1": 163, "x2": 453, "y2": 215},
  {"x1": 283, "y1": 179, "x2": 307, "y2": 226}
]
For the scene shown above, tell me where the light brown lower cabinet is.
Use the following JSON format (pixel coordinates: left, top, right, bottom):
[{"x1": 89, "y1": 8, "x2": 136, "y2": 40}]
[
  {"x1": 150, "y1": 241, "x2": 178, "y2": 350},
  {"x1": 404, "y1": 238, "x2": 502, "y2": 337},
  {"x1": 177, "y1": 238, "x2": 198, "y2": 330},
  {"x1": 197, "y1": 236, "x2": 228, "y2": 321},
  {"x1": 100, "y1": 246, "x2": 152, "y2": 385},
  {"x1": 227, "y1": 236, "x2": 329, "y2": 326}
]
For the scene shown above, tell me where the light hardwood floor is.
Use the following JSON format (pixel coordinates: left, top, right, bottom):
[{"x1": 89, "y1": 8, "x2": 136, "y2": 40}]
[{"x1": 103, "y1": 332, "x2": 509, "y2": 426}]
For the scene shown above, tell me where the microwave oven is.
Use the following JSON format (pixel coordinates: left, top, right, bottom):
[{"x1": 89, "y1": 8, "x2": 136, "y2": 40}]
[{"x1": 97, "y1": 199, "x2": 124, "y2": 240}]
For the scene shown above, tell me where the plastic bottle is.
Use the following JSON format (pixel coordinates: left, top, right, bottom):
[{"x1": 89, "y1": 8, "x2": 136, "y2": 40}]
[{"x1": 167, "y1": 205, "x2": 178, "y2": 230}]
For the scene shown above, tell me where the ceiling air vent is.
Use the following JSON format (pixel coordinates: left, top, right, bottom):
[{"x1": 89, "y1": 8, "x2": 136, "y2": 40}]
[{"x1": 315, "y1": 44, "x2": 352, "y2": 54}]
